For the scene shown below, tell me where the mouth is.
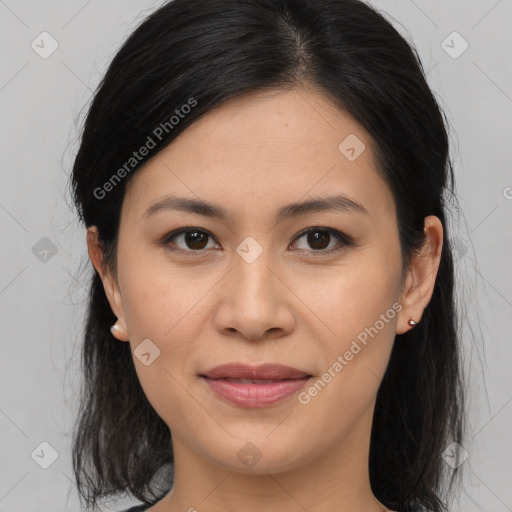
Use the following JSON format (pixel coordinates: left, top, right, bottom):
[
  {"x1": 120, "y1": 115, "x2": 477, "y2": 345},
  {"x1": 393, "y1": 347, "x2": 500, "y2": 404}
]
[
  {"x1": 199, "y1": 362, "x2": 312, "y2": 380},
  {"x1": 209, "y1": 377, "x2": 305, "y2": 384},
  {"x1": 199, "y1": 363, "x2": 312, "y2": 407}
]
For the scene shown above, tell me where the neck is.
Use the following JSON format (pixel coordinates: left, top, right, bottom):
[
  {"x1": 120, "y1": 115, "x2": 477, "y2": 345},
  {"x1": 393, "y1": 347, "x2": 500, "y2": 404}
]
[{"x1": 152, "y1": 404, "x2": 392, "y2": 512}]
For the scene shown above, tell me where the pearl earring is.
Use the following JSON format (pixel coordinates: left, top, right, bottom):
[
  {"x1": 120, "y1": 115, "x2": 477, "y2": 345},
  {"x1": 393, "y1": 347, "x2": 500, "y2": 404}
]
[
  {"x1": 110, "y1": 321, "x2": 129, "y2": 341},
  {"x1": 407, "y1": 318, "x2": 417, "y2": 327}
]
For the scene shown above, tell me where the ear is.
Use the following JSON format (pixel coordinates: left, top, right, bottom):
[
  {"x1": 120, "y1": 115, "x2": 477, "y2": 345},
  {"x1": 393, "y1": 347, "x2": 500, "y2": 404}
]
[
  {"x1": 396, "y1": 215, "x2": 444, "y2": 335},
  {"x1": 86, "y1": 226, "x2": 130, "y2": 341}
]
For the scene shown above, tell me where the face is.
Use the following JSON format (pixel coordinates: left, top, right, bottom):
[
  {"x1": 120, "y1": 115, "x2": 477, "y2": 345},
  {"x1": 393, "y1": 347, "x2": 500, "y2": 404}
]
[{"x1": 90, "y1": 85, "x2": 434, "y2": 477}]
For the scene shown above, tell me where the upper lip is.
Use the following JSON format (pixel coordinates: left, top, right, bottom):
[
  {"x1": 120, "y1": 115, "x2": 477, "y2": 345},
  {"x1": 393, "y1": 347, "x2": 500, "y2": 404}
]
[{"x1": 200, "y1": 363, "x2": 312, "y2": 380}]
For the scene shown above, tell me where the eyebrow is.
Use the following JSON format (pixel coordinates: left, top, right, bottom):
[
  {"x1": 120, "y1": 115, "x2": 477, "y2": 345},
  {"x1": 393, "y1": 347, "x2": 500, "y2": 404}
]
[{"x1": 141, "y1": 194, "x2": 369, "y2": 222}]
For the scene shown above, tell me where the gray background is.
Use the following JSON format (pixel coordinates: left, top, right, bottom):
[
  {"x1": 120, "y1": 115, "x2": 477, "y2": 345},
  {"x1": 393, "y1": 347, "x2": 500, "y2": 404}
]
[{"x1": 0, "y1": 0, "x2": 511, "y2": 510}]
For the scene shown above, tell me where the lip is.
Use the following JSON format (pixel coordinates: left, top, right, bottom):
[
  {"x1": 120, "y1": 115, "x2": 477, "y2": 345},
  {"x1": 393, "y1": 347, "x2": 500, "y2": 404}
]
[
  {"x1": 199, "y1": 363, "x2": 312, "y2": 408},
  {"x1": 200, "y1": 363, "x2": 311, "y2": 380}
]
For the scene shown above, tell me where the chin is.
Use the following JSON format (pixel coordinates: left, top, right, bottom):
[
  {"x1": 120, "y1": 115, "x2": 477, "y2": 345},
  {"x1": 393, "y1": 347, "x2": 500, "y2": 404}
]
[{"x1": 206, "y1": 437, "x2": 311, "y2": 475}]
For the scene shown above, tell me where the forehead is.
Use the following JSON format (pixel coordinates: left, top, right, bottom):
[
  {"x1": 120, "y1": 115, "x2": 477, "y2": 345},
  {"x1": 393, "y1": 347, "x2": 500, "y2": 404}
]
[{"x1": 122, "y1": 86, "x2": 396, "y2": 224}]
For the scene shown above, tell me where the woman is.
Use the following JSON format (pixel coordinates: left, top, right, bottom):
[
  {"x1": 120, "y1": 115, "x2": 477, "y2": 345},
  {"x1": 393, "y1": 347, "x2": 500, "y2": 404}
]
[{"x1": 70, "y1": 0, "x2": 466, "y2": 511}]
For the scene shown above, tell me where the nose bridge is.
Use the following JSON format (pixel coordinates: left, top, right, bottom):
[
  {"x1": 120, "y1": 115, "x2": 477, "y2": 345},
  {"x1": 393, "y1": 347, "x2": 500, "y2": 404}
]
[{"x1": 231, "y1": 235, "x2": 276, "y2": 304}]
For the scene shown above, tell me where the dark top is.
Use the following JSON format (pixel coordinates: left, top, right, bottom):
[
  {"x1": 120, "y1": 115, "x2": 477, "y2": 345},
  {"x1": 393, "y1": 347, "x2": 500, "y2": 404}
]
[{"x1": 120, "y1": 506, "x2": 429, "y2": 512}]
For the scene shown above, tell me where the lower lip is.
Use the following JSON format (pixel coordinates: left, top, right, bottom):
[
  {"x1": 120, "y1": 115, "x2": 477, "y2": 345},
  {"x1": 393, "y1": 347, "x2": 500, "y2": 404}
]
[{"x1": 201, "y1": 377, "x2": 311, "y2": 407}]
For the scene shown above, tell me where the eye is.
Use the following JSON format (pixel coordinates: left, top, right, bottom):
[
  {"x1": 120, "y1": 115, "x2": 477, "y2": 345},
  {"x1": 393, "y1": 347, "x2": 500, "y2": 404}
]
[
  {"x1": 160, "y1": 226, "x2": 352, "y2": 255},
  {"x1": 162, "y1": 228, "x2": 219, "y2": 253},
  {"x1": 290, "y1": 227, "x2": 352, "y2": 254}
]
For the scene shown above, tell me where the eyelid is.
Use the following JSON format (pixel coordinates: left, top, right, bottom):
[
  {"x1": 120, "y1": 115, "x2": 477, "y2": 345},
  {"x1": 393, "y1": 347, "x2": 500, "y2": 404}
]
[{"x1": 160, "y1": 226, "x2": 352, "y2": 255}]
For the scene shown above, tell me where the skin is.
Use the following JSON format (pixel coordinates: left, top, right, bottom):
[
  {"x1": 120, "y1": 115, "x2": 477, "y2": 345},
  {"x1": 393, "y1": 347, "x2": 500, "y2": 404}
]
[{"x1": 87, "y1": 84, "x2": 443, "y2": 512}]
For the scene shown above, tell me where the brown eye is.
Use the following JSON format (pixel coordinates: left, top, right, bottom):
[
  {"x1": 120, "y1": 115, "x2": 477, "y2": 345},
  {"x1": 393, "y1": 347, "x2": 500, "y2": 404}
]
[
  {"x1": 163, "y1": 228, "x2": 218, "y2": 252},
  {"x1": 291, "y1": 227, "x2": 351, "y2": 254}
]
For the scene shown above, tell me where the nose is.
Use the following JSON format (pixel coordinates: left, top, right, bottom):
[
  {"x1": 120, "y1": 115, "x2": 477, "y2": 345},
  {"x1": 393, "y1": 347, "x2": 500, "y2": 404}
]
[{"x1": 213, "y1": 244, "x2": 295, "y2": 341}]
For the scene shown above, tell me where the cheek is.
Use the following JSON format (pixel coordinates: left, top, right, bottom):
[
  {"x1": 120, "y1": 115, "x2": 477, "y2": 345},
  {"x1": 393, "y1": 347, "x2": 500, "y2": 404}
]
[
  {"x1": 320, "y1": 282, "x2": 398, "y2": 380},
  {"x1": 302, "y1": 254, "x2": 401, "y2": 345},
  {"x1": 296, "y1": 276, "x2": 399, "y2": 445},
  {"x1": 118, "y1": 255, "x2": 215, "y2": 397},
  {"x1": 118, "y1": 245, "x2": 204, "y2": 340},
  {"x1": 300, "y1": 253, "x2": 401, "y2": 404},
  {"x1": 120, "y1": 262, "x2": 207, "y2": 428}
]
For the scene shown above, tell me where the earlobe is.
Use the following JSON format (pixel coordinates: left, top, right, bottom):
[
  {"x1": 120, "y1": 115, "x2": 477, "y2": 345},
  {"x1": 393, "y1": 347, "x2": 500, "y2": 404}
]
[
  {"x1": 396, "y1": 275, "x2": 420, "y2": 334},
  {"x1": 396, "y1": 215, "x2": 443, "y2": 335}
]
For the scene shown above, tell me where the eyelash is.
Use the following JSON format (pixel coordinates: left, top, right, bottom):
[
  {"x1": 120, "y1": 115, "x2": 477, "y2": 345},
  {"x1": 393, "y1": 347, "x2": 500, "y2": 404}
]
[{"x1": 159, "y1": 226, "x2": 353, "y2": 257}]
